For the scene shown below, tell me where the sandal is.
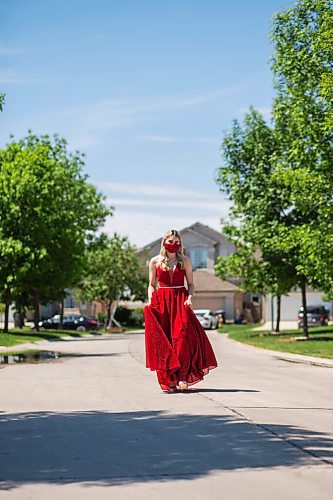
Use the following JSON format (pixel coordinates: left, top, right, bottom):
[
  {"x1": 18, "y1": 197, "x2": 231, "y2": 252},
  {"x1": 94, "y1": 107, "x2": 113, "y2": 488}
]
[
  {"x1": 176, "y1": 381, "x2": 188, "y2": 391},
  {"x1": 162, "y1": 386, "x2": 177, "y2": 393}
]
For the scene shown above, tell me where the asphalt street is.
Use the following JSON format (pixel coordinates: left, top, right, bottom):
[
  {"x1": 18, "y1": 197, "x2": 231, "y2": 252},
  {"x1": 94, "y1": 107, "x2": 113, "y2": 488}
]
[{"x1": 0, "y1": 330, "x2": 332, "y2": 499}]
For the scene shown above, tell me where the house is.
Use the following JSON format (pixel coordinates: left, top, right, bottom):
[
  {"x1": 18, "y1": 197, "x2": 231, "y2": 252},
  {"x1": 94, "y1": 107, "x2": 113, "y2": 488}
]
[
  {"x1": 138, "y1": 221, "x2": 237, "y2": 272},
  {"x1": 262, "y1": 288, "x2": 332, "y2": 322},
  {"x1": 137, "y1": 221, "x2": 242, "y2": 321}
]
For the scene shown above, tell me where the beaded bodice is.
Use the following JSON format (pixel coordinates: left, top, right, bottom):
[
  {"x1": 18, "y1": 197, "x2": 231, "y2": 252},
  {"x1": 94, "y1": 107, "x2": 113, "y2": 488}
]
[{"x1": 157, "y1": 263, "x2": 186, "y2": 287}]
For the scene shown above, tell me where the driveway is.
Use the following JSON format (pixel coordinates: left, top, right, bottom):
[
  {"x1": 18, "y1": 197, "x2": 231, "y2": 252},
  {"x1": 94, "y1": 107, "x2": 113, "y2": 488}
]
[{"x1": 0, "y1": 330, "x2": 332, "y2": 499}]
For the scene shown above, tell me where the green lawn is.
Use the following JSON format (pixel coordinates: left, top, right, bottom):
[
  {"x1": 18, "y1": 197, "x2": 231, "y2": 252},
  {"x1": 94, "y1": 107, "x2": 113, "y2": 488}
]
[
  {"x1": 0, "y1": 348, "x2": 51, "y2": 357},
  {"x1": 0, "y1": 327, "x2": 95, "y2": 348},
  {"x1": 0, "y1": 325, "x2": 143, "y2": 348},
  {"x1": 219, "y1": 324, "x2": 333, "y2": 359}
]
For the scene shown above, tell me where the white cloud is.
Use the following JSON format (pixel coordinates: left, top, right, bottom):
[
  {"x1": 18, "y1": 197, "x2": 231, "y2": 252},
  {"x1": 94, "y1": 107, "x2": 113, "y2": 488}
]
[
  {"x1": 141, "y1": 135, "x2": 178, "y2": 143},
  {"x1": 48, "y1": 83, "x2": 243, "y2": 135},
  {"x1": 97, "y1": 180, "x2": 231, "y2": 246},
  {"x1": 140, "y1": 135, "x2": 220, "y2": 144},
  {"x1": 67, "y1": 133, "x2": 101, "y2": 150},
  {"x1": 103, "y1": 210, "x2": 224, "y2": 248},
  {"x1": 0, "y1": 70, "x2": 49, "y2": 85},
  {"x1": 106, "y1": 197, "x2": 231, "y2": 214},
  {"x1": 0, "y1": 46, "x2": 25, "y2": 56},
  {"x1": 97, "y1": 181, "x2": 212, "y2": 198}
]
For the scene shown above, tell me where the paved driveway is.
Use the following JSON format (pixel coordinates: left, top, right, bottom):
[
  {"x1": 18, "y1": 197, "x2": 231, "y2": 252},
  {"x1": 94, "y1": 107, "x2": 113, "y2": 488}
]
[{"x1": 0, "y1": 331, "x2": 332, "y2": 499}]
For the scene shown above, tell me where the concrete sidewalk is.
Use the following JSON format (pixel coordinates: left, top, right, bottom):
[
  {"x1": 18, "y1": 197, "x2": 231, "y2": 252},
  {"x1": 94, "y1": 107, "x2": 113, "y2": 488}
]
[
  {"x1": 0, "y1": 331, "x2": 332, "y2": 499},
  {"x1": 254, "y1": 320, "x2": 298, "y2": 330}
]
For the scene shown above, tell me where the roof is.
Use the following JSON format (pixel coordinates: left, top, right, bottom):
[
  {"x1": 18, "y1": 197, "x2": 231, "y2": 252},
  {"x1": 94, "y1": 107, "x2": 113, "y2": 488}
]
[
  {"x1": 138, "y1": 220, "x2": 227, "y2": 252},
  {"x1": 188, "y1": 222, "x2": 229, "y2": 243},
  {"x1": 183, "y1": 227, "x2": 217, "y2": 245},
  {"x1": 193, "y1": 270, "x2": 240, "y2": 292}
]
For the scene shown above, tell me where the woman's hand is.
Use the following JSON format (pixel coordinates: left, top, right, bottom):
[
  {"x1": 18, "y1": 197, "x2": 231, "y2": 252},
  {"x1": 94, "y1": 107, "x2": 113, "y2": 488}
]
[{"x1": 184, "y1": 297, "x2": 193, "y2": 308}]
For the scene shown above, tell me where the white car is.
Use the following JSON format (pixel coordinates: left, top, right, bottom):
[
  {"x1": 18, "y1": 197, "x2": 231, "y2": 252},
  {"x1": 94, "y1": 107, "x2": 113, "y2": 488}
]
[{"x1": 193, "y1": 309, "x2": 218, "y2": 330}]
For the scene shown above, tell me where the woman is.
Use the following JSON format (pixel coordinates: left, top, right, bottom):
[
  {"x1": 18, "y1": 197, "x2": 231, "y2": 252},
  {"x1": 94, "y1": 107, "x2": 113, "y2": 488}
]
[{"x1": 144, "y1": 229, "x2": 218, "y2": 393}]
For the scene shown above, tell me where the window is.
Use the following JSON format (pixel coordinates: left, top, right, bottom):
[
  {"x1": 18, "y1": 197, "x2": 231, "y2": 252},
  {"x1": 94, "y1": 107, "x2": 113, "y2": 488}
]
[{"x1": 190, "y1": 247, "x2": 208, "y2": 270}]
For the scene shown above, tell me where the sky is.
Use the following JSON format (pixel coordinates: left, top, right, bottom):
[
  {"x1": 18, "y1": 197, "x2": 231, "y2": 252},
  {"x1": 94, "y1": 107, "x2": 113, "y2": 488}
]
[{"x1": 0, "y1": 0, "x2": 292, "y2": 248}]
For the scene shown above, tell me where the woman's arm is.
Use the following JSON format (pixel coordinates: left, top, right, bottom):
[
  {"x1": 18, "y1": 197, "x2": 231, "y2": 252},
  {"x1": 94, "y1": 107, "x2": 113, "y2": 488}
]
[
  {"x1": 184, "y1": 256, "x2": 194, "y2": 307},
  {"x1": 147, "y1": 257, "x2": 158, "y2": 304}
]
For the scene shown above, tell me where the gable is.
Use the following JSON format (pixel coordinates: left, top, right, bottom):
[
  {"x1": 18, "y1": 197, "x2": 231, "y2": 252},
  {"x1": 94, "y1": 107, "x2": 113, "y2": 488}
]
[{"x1": 189, "y1": 221, "x2": 231, "y2": 245}]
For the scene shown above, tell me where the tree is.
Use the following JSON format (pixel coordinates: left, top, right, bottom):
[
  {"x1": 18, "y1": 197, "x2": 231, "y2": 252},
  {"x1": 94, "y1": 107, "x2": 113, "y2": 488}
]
[
  {"x1": 215, "y1": 107, "x2": 319, "y2": 336},
  {"x1": 81, "y1": 233, "x2": 147, "y2": 330},
  {"x1": 216, "y1": 1, "x2": 333, "y2": 338},
  {"x1": 216, "y1": 108, "x2": 301, "y2": 328},
  {"x1": 215, "y1": 232, "x2": 295, "y2": 332},
  {"x1": 0, "y1": 93, "x2": 5, "y2": 112},
  {"x1": 271, "y1": 0, "x2": 333, "y2": 333},
  {"x1": 0, "y1": 132, "x2": 111, "y2": 332}
]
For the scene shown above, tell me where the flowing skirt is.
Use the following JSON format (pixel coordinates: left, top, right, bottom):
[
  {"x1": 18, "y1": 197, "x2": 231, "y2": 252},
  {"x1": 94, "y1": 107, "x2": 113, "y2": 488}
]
[{"x1": 144, "y1": 287, "x2": 218, "y2": 390}]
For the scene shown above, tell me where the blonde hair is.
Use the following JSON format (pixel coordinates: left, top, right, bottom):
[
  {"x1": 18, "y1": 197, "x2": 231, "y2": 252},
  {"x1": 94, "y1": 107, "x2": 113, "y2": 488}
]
[{"x1": 159, "y1": 229, "x2": 185, "y2": 270}]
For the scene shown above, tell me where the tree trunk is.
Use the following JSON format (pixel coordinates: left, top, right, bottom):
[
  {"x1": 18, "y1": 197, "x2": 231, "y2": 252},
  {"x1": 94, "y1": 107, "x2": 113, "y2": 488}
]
[
  {"x1": 275, "y1": 295, "x2": 281, "y2": 333},
  {"x1": 109, "y1": 299, "x2": 122, "y2": 329},
  {"x1": 34, "y1": 293, "x2": 40, "y2": 332},
  {"x1": 59, "y1": 293, "x2": 64, "y2": 330},
  {"x1": 19, "y1": 307, "x2": 25, "y2": 329},
  {"x1": 3, "y1": 290, "x2": 10, "y2": 333},
  {"x1": 301, "y1": 281, "x2": 308, "y2": 339},
  {"x1": 106, "y1": 301, "x2": 112, "y2": 331}
]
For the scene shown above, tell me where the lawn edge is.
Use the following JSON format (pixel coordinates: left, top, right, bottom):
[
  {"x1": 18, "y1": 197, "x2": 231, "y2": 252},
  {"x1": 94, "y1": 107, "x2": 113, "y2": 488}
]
[{"x1": 222, "y1": 332, "x2": 333, "y2": 367}]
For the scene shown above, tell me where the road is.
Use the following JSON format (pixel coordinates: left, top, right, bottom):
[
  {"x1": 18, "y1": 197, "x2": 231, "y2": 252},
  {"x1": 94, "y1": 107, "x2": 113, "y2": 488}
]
[{"x1": 0, "y1": 330, "x2": 332, "y2": 499}]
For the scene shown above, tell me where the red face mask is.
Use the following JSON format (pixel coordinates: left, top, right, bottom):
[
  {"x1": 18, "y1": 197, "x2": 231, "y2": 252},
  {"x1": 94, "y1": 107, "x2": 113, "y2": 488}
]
[{"x1": 164, "y1": 241, "x2": 180, "y2": 253}]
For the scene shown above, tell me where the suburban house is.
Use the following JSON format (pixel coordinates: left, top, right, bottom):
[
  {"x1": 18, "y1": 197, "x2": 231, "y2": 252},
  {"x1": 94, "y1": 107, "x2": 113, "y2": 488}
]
[
  {"x1": 137, "y1": 221, "x2": 243, "y2": 322},
  {"x1": 262, "y1": 288, "x2": 332, "y2": 322}
]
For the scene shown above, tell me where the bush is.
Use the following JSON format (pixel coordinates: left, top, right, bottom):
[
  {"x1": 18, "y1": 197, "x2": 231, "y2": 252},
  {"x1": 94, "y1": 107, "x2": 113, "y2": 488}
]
[
  {"x1": 97, "y1": 311, "x2": 106, "y2": 325},
  {"x1": 128, "y1": 307, "x2": 144, "y2": 327},
  {"x1": 114, "y1": 306, "x2": 132, "y2": 324}
]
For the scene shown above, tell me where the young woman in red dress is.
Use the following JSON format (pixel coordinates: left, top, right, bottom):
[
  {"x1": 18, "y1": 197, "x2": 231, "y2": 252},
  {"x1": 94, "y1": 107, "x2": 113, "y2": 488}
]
[{"x1": 144, "y1": 229, "x2": 218, "y2": 393}]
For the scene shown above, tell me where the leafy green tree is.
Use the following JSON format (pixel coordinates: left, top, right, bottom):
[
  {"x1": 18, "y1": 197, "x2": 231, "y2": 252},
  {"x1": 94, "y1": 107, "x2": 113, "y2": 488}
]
[
  {"x1": 271, "y1": 0, "x2": 333, "y2": 333},
  {"x1": 0, "y1": 132, "x2": 111, "y2": 332},
  {"x1": 215, "y1": 233, "x2": 295, "y2": 332},
  {"x1": 216, "y1": 1, "x2": 333, "y2": 337},
  {"x1": 0, "y1": 94, "x2": 5, "y2": 112},
  {"x1": 81, "y1": 233, "x2": 147, "y2": 330},
  {"x1": 216, "y1": 108, "x2": 315, "y2": 336}
]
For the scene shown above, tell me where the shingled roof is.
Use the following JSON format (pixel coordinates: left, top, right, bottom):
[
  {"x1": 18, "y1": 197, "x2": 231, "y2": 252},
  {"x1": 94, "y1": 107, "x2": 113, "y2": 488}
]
[{"x1": 193, "y1": 270, "x2": 240, "y2": 292}]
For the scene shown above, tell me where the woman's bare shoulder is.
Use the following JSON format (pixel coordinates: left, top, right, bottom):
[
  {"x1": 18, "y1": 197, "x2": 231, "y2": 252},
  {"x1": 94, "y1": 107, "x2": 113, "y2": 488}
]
[
  {"x1": 183, "y1": 255, "x2": 191, "y2": 265},
  {"x1": 150, "y1": 255, "x2": 161, "y2": 267}
]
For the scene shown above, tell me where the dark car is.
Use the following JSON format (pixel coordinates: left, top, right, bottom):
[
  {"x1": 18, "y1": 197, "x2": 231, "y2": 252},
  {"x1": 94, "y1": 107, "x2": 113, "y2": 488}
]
[
  {"x1": 38, "y1": 314, "x2": 99, "y2": 331},
  {"x1": 297, "y1": 306, "x2": 329, "y2": 328}
]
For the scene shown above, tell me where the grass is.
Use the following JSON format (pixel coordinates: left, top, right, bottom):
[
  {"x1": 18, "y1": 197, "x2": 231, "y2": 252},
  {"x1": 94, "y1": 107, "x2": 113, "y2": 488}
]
[
  {"x1": 0, "y1": 348, "x2": 51, "y2": 357},
  {"x1": 0, "y1": 326, "x2": 99, "y2": 348},
  {"x1": 0, "y1": 324, "x2": 144, "y2": 348},
  {"x1": 218, "y1": 324, "x2": 333, "y2": 359}
]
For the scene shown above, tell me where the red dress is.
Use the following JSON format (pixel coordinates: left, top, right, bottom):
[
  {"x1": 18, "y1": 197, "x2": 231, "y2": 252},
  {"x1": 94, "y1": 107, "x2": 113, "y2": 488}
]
[{"x1": 144, "y1": 263, "x2": 218, "y2": 390}]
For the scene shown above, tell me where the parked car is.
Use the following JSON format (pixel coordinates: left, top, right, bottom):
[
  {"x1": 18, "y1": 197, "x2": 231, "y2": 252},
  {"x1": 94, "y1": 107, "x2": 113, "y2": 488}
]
[
  {"x1": 297, "y1": 306, "x2": 329, "y2": 328},
  {"x1": 193, "y1": 309, "x2": 218, "y2": 329},
  {"x1": 38, "y1": 314, "x2": 99, "y2": 331}
]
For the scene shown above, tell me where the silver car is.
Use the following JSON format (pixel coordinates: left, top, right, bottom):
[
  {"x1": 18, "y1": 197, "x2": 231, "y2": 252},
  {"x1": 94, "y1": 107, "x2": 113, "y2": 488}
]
[
  {"x1": 194, "y1": 309, "x2": 218, "y2": 330},
  {"x1": 297, "y1": 306, "x2": 329, "y2": 328}
]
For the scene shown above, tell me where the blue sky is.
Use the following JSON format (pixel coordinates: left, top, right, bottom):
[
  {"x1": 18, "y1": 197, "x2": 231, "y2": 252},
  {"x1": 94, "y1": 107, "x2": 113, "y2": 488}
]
[{"x1": 1, "y1": 0, "x2": 292, "y2": 247}]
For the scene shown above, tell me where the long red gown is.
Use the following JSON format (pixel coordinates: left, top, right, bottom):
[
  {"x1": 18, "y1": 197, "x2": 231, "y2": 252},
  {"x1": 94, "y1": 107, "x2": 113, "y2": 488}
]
[{"x1": 144, "y1": 262, "x2": 218, "y2": 390}]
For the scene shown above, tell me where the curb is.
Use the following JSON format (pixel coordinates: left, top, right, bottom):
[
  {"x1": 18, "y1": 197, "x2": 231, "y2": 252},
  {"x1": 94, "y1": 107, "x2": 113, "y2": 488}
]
[
  {"x1": 223, "y1": 333, "x2": 333, "y2": 368},
  {"x1": 0, "y1": 330, "x2": 145, "y2": 354},
  {"x1": 0, "y1": 333, "x2": 101, "y2": 353}
]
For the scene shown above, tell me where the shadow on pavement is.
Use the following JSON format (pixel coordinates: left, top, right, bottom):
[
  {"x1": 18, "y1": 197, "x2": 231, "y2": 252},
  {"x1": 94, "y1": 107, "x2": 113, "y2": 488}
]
[
  {"x1": 189, "y1": 389, "x2": 260, "y2": 393},
  {"x1": 0, "y1": 409, "x2": 331, "y2": 489},
  {"x1": 47, "y1": 332, "x2": 144, "y2": 343}
]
